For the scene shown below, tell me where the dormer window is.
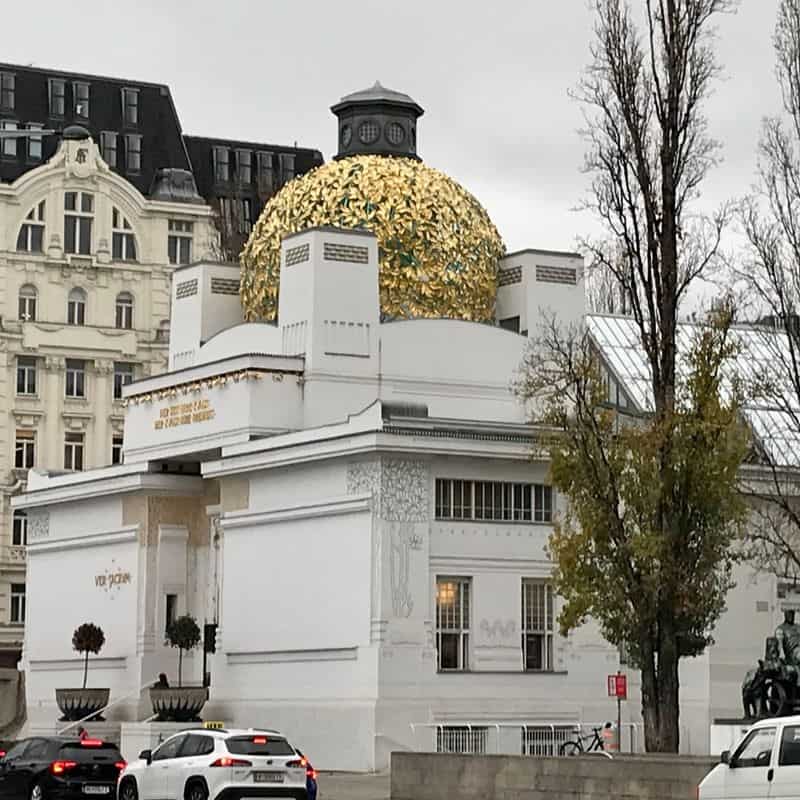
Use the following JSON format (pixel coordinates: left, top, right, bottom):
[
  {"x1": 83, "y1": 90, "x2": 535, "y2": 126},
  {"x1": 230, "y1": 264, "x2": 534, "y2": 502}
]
[
  {"x1": 112, "y1": 209, "x2": 137, "y2": 262},
  {"x1": 213, "y1": 147, "x2": 230, "y2": 182},
  {"x1": 49, "y1": 79, "x2": 65, "y2": 117},
  {"x1": 0, "y1": 72, "x2": 15, "y2": 111},
  {"x1": 122, "y1": 88, "x2": 139, "y2": 126},
  {"x1": 64, "y1": 192, "x2": 93, "y2": 255},
  {"x1": 73, "y1": 82, "x2": 89, "y2": 118},
  {"x1": 17, "y1": 201, "x2": 45, "y2": 253}
]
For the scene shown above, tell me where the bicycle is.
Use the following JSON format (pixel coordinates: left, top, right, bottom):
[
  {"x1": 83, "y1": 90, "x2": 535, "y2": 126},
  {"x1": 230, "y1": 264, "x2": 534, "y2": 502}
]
[{"x1": 558, "y1": 722, "x2": 614, "y2": 756}]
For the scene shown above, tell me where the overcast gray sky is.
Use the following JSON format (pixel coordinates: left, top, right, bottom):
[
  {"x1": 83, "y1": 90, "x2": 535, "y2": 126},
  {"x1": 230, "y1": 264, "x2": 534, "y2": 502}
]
[{"x1": 3, "y1": 1, "x2": 783, "y2": 256}]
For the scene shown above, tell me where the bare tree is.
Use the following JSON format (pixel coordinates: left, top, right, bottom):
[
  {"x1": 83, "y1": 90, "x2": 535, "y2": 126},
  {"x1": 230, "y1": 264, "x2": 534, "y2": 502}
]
[
  {"x1": 522, "y1": 0, "x2": 736, "y2": 753},
  {"x1": 740, "y1": 0, "x2": 800, "y2": 585}
]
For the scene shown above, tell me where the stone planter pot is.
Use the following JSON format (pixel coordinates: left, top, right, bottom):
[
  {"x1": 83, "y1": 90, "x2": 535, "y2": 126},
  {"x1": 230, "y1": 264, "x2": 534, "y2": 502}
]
[
  {"x1": 149, "y1": 687, "x2": 209, "y2": 722},
  {"x1": 55, "y1": 688, "x2": 110, "y2": 722}
]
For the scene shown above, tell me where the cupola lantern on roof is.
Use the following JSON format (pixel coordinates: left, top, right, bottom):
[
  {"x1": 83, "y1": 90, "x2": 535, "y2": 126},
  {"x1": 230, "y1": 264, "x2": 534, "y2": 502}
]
[{"x1": 331, "y1": 81, "x2": 424, "y2": 160}]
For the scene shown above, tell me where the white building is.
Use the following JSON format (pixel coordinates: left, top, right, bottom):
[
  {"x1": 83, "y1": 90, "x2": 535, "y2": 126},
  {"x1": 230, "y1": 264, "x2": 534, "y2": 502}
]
[
  {"x1": 0, "y1": 127, "x2": 216, "y2": 665},
  {"x1": 13, "y1": 221, "x2": 783, "y2": 769}
]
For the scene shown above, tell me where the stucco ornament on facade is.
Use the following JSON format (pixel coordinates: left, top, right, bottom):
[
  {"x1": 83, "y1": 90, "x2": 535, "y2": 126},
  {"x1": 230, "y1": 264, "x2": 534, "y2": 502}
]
[
  {"x1": 27, "y1": 510, "x2": 50, "y2": 541},
  {"x1": 479, "y1": 618, "x2": 517, "y2": 644}
]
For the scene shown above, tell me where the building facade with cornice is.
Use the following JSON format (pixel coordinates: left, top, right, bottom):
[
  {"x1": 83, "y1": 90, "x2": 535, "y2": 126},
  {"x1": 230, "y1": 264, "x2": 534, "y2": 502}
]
[{"x1": 0, "y1": 130, "x2": 217, "y2": 664}]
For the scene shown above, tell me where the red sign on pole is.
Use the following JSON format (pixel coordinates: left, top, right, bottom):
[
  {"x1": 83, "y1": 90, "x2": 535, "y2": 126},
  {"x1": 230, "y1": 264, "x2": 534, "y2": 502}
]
[{"x1": 607, "y1": 674, "x2": 627, "y2": 700}]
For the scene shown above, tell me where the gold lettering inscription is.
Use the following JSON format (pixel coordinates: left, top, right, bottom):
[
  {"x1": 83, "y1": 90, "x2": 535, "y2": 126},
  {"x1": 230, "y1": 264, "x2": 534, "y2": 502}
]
[{"x1": 154, "y1": 399, "x2": 215, "y2": 430}]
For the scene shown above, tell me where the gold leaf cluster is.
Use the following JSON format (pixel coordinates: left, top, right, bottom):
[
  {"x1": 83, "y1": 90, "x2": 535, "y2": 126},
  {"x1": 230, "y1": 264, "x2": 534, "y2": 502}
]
[{"x1": 240, "y1": 155, "x2": 505, "y2": 322}]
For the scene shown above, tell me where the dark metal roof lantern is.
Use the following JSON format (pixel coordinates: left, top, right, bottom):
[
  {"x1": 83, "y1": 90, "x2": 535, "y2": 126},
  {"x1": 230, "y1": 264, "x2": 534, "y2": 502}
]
[
  {"x1": 62, "y1": 124, "x2": 91, "y2": 141},
  {"x1": 331, "y1": 81, "x2": 424, "y2": 161},
  {"x1": 149, "y1": 168, "x2": 205, "y2": 204}
]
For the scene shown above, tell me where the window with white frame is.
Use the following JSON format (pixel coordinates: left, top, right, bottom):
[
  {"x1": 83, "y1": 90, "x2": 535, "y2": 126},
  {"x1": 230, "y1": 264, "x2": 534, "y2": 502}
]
[
  {"x1": 73, "y1": 81, "x2": 89, "y2": 118},
  {"x1": 436, "y1": 576, "x2": 471, "y2": 671},
  {"x1": 125, "y1": 133, "x2": 142, "y2": 173},
  {"x1": 111, "y1": 435, "x2": 123, "y2": 465},
  {"x1": 64, "y1": 432, "x2": 84, "y2": 471},
  {"x1": 14, "y1": 430, "x2": 34, "y2": 469},
  {"x1": 1, "y1": 120, "x2": 18, "y2": 158},
  {"x1": 16, "y1": 356, "x2": 37, "y2": 396},
  {"x1": 0, "y1": 72, "x2": 14, "y2": 110},
  {"x1": 12, "y1": 510, "x2": 27, "y2": 547},
  {"x1": 16, "y1": 201, "x2": 45, "y2": 253},
  {"x1": 112, "y1": 209, "x2": 137, "y2": 261},
  {"x1": 100, "y1": 132, "x2": 117, "y2": 167},
  {"x1": 64, "y1": 191, "x2": 93, "y2": 255},
  {"x1": 168, "y1": 220, "x2": 193, "y2": 265},
  {"x1": 27, "y1": 123, "x2": 43, "y2": 161},
  {"x1": 49, "y1": 79, "x2": 65, "y2": 116},
  {"x1": 115, "y1": 291, "x2": 134, "y2": 329},
  {"x1": 122, "y1": 87, "x2": 139, "y2": 125},
  {"x1": 10, "y1": 583, "x2": 25, "y2": 624},
  {"x1": 18, "y1": 284, "x2": 37, "y2": 321},
  {"x1": 67, "y1": 287, "x2": 86, "y2": 325},
  {"x1": 522, "y1": 579, "x2": 555, "y2": 671},
  {"x1": 65, "y1": 358, "x2": 86, "y2": 398},
  {"x1": 113, "y1": 362, "x2": 134, "y2": 400},
  {"x1": 435, "y1": 479, "x2": 553, "y2": 523}
]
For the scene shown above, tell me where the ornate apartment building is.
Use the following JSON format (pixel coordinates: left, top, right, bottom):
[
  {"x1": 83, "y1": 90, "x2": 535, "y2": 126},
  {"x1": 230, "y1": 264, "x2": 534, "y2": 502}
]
[{"x1": 0, "y1": 63, "x2": 323, "y2": 666}]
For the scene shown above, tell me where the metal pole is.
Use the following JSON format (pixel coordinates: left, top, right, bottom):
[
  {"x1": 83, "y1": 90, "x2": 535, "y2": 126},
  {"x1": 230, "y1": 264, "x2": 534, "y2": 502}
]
[{"x1": 617, "y1": 670, "x2": 622, "y2": 751}]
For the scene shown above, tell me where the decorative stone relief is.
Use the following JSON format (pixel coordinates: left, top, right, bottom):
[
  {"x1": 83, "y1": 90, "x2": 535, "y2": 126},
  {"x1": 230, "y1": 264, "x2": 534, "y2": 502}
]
[
  {"x1": 388, "y1": 521, "x2": 416, "y2": 618},
  {"x1": 381, "y1": 459, "x2": 429, "y2": 522},
  {"x1": 45, "y1": 357, "x2": 65, "y2": 372},
  {"x1": 346, "y1": 460, "x2": 381, "y2": 498},
  {"x1": 28, "y1": 510, "x2": 50, "y2": 541},
  {"x1": 479, "y1": 618, "x2": 517, "y2": 644}
]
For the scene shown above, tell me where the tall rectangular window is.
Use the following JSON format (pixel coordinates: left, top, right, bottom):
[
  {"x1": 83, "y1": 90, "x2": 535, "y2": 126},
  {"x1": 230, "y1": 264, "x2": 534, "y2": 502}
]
[
  {"x1": 436, "y1": 577, "x2": 471, "y2": 671},
  {"x1": 16, "y1": 356, "x2": 37, "y2": 396},
  {"x1": 64, "y1": 191, "x2": 93, "y2": 255},
  {"x1": 435, "y1": 479, "x2": 552, "y2": 523},
  {"x1": 27, "y1": 124, "x2": 43, "y2": 161},
  {"x1": 122, "y1": 88, "x2": 139, "y2": 125},
  {"x1": 73, "y1": 82, "x2": 89, "y2": 118},
  {"x1": 10, "y1": 584, "x2": 25, "y2": 624},
  {"x1": 14, "y1": 430, "x2": 35, "y2": 469},
  {"x1": 100, "y1": 132, "x2": 117, "y2": 167},
  {"x1": 17, "y1": 201, "x2": 45, "y2": 253},
  {"x1": 111, "y1": 435, "x2": 123, "y2": 465},
  {"x1": 257, "y1": 151, "x2": 274, "y2": 192},
  {"x1": 113, "y1": 362, "x2": 134, "y2": 400},
  {"x1": 236, "y1": 149, "x2": 252, "y2": 183},
  {"x1": 522, "y1": 580, "x2": 554, "y2": 672},
  {"x1": 0, "y1": 72, "x2": 14, "y2": 110},
  {"x1": 65, "y1": 359, "x2": 86, "y2": 398},
  {"x1": 125, "y1": 133, "x2": 142, "y2": 172},
  {"x1": 168, "y1": 220, "x2": 193, "y2": 265},
  {"x1": 165, "y1": 593, "x2": 178, "y2": 632},
  {"x1": 49, "y1": 79, "x2": 65, "y2": 116},
  {"x1": 64, "y1": 432, "x2": 84, "y2": 471},
  {"x1": 12, "y1": 511, "x2": 27, "y2": 547},
  {"x1": 1, "y1": 121, "x2": 17, "y2": 158},
  {"x1": 213, "y1": 147, "x2": 230, "y2": 182},
  {"x1": 279, "y1": 152, "x2": 296, "y2": 185}
]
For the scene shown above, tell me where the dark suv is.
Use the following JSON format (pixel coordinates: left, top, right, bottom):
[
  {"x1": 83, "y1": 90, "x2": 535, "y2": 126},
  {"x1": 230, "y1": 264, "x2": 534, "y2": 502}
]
[{"x1": 0, "y1": 736, "x2": 125, "y2": 800}]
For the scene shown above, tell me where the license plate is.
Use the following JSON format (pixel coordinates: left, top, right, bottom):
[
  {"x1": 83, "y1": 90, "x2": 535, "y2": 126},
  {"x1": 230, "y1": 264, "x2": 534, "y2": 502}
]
[
  {"x1": 83, "y1": 787, "x2": 111, "y2": 795},
  {"x1": 253, "y1": 772, "x2": 284, "y2": 783}
]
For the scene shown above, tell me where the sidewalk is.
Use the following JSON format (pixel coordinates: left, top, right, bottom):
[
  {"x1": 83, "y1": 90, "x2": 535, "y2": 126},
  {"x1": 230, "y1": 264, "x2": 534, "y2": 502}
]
[{"x1": 317, "y1": 771, "x2": 390, "y2": 800}]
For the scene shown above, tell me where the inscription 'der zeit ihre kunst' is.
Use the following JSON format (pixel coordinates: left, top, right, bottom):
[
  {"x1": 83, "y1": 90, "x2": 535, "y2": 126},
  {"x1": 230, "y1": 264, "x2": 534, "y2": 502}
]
[{"x1": 154, "y1": 399, "x2": 215, "y2": 430}]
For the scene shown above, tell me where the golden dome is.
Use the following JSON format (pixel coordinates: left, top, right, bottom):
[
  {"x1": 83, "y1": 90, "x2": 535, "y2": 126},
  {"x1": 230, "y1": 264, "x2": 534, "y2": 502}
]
[{"x1": 240, "y1": 155, "x2": 505, "y2": 322}]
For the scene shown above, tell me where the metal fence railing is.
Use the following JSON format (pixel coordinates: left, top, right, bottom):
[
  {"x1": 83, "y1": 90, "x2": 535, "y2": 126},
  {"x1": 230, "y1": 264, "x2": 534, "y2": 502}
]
[{"x1": 410, "y1": 721, "x2": 647, "y2": 757}]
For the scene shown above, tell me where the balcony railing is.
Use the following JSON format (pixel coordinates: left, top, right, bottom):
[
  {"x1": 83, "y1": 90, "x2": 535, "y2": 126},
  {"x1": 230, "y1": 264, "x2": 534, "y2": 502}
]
[{"x1": 1, "y1": 546, "x2": 26, "y2": 565}]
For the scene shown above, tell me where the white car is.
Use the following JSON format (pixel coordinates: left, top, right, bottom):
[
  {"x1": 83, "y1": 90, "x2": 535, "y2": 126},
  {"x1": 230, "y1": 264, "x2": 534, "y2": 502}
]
[
  {"x1": 699, "y1": 714, "x2": 800, "y2": 799},
  {"x1": 118, "y1": 728, "x2": 309, "y2": 800}
]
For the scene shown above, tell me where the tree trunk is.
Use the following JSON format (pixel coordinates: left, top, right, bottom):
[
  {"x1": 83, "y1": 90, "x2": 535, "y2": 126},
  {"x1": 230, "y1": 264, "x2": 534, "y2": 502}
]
[
  {"x1": 640, "y1": 644, "x2": 660, "y2": 752},
  {"x1": 83, "y1": 651, "x2": 88, "y2": 690},
  {"x1": 178, "y1": 649, "x2": 183, "y2": 688},
  {"x1": 657, "y1": 636, "x2": 681, "y2": 753}
]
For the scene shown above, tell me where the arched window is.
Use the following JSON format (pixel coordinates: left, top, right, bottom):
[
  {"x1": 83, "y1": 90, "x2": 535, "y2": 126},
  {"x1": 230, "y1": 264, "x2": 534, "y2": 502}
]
[
  {"x1": 16, "y1": 200, "x2": 45, "y2": 253},
  {"x1": 156, "y1": 319, "x2": 170, "y2": 342},
  {"x1": 12, "y1": 510, "x2": 26, "y2": 547},
  {"x1": 116, "y1": 292, "x2": 133, "y2": 330},
  {"x1": 18, "y1": 284, "x2": 37, "y2": 322},
  {"x1": 67, "y1": 288, "x2": 86, "y2": 326},
  {"x1": 112, "y1": 208, "x2": 137, "y2": 262}
]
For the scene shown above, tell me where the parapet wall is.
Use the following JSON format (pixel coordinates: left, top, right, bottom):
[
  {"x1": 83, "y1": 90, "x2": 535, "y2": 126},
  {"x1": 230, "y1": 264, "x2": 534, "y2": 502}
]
[{"x1": 390, "y1": 752, "x2": 717, "y2": 800}]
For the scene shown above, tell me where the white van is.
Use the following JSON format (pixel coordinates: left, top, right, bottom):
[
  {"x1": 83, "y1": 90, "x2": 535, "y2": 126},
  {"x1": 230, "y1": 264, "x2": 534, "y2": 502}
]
[{"x1": 700, "y1": 715, "x2": 800, "y2": 798}]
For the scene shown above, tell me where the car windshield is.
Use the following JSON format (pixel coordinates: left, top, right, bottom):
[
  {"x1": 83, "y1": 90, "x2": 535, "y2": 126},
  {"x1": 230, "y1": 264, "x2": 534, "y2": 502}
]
[{"x1": 226, "y1": 736, "x2": 294, "y2": 756}]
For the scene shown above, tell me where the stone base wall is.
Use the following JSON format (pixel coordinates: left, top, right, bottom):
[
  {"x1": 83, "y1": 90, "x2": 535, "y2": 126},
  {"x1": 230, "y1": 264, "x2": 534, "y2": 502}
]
[{"x1": 390, "y1": 752, "x2": 718, "y2": 800}]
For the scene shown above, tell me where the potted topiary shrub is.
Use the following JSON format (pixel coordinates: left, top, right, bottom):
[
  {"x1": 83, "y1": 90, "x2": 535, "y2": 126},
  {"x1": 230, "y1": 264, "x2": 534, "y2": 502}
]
[
  {"x1": 150, "y1": 614, "x2": 208, "y2": 722},
  {"x1": 55, "y1": 623, "x2": 110, "y2": 721}
]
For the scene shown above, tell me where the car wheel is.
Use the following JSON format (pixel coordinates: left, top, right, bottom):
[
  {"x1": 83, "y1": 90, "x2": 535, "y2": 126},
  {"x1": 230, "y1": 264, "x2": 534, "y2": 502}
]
[
  {"x1": 30, "y1": 783, "x2": 44, "y2": 800},
  {"x1": 119, "y1": 779, "x2": 138, "y2": 800},
  {"x1": 186, "y1": 781, "x2": 208, "y2": 800}
]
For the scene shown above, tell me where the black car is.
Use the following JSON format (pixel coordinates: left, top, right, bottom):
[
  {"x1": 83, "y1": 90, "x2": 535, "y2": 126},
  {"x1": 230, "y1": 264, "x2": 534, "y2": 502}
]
[{"x1": 0, "y1": 736, "x2": 125, "y2": 800}]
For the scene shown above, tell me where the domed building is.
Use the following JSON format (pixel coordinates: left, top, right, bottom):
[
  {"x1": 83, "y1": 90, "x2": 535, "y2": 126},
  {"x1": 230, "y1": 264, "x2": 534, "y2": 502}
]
[
  {"x1": 25, "y1": 84, "x2": 763, "y2": 775},
  {"x1": 241, "y1": 83, "x2": 504, "y2": 323}
]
